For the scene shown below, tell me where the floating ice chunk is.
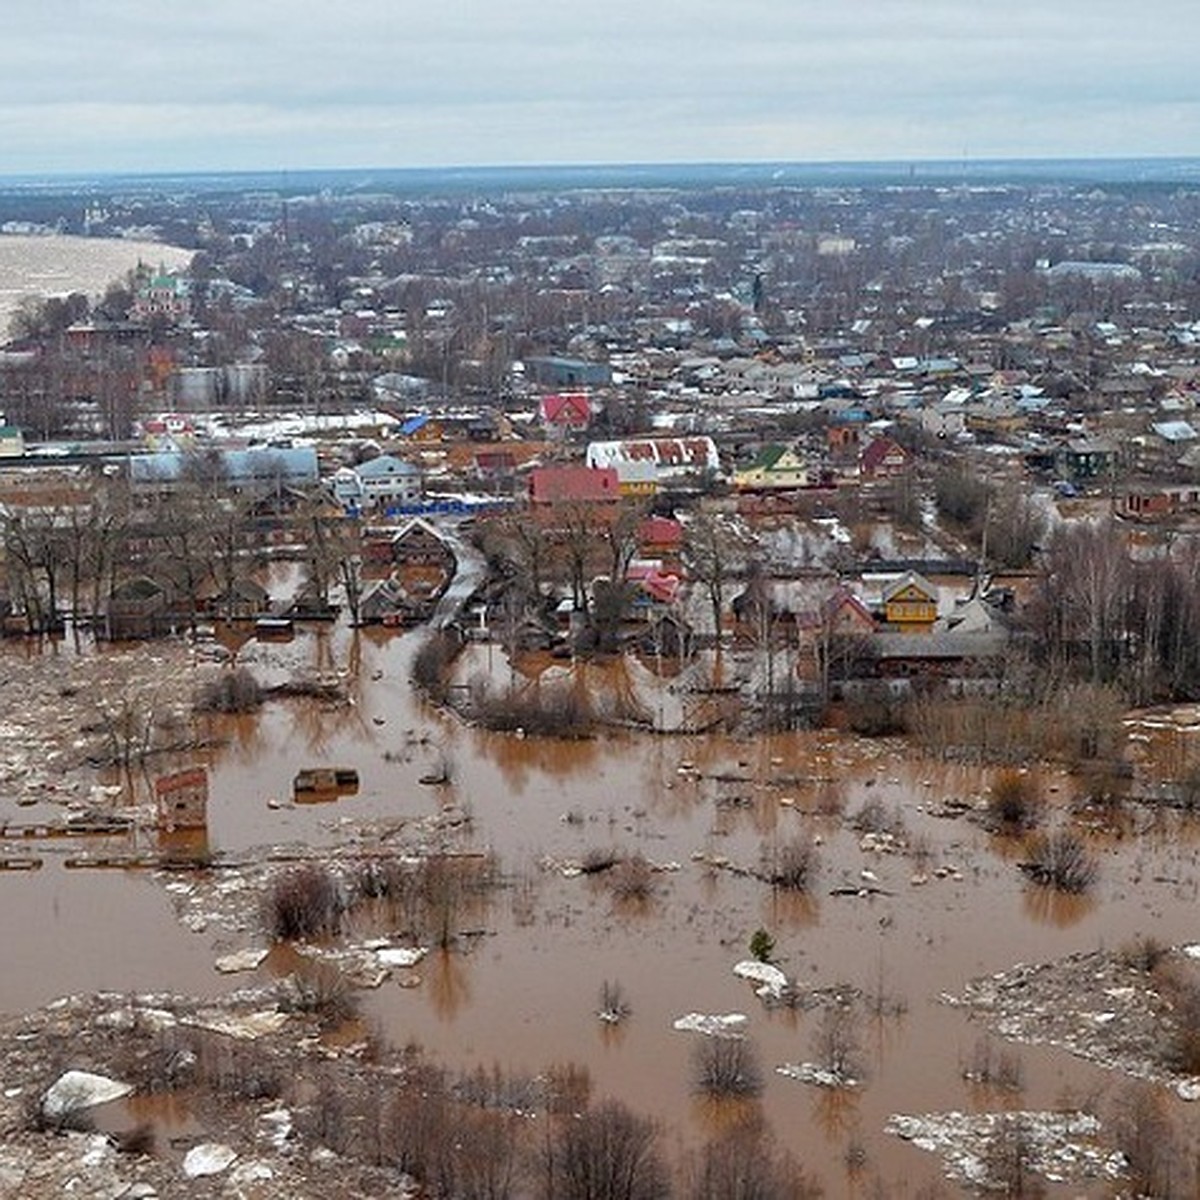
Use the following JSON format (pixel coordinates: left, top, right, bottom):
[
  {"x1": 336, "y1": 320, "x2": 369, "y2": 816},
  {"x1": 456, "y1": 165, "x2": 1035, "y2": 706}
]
[
  {"x1": 734, "y1": 960, "x2": 788, "y2": 999},
  {"x1": 672, "y1": 1013, "x2": 747, "y2": 1038}
]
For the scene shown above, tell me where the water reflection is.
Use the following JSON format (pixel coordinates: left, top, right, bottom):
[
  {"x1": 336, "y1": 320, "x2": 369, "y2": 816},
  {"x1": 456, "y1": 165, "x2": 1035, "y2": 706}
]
[
  {"x1": 762, "y1": 888, "x2": 820, "y2": 932},
  {"x1": 597, "y1": 1018, "x2": 628, "y2": 1050},
  {"x1": 1021, "y1": 884, "x2": 1096, "y2": 927},
  {"x1": 811, "y1": 1085, "x2": 862, "y2": 1142},
  {"x1": 157, "y1": 828, "x2": 211, "y2": 865},
  {"x1": 692, "y1": 1094, "x2": 766, "y2": 1137},
  {"x1": 427, "y1": 947, "x2": 471, "y2": 1020}
]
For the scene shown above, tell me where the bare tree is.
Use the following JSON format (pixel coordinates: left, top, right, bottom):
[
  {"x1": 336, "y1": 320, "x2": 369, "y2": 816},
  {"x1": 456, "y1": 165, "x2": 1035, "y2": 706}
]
[{"x1": 540, "y1": 1100, "x2": 669, "y2": 1200}]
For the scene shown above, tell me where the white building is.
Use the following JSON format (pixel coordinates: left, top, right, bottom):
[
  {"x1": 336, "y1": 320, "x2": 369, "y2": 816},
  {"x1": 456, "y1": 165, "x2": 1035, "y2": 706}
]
[{"x1": 332, "y1": 454, "x2": 422, "y2": 512}]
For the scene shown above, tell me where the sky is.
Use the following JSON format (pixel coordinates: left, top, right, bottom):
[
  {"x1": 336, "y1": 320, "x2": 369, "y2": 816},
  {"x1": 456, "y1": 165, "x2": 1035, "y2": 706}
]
[{"x1": 0, "y1": 0, "x2": 1194, "y2": 175}]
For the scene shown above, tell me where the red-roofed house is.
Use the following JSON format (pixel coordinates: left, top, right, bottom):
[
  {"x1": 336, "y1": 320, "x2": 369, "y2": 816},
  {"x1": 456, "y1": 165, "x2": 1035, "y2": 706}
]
[
  {"x1": 821, "y1": 587, "x2": 877, "y2": 635},
  {"x1": 626, "y1": 563, "x2": 682, "y2": 607},
  {"x1": 637, "y1": 515, "x2": 684, "y2": 558},
  {"x1": 540, "y1": 392, "x2": 592, "y2": 435},
  {"x1": 529, "y1": 465, "x2": 619, "y2": 504},
  {"x1": 859, "y1": 436, "x2": 911, "y2": 479}
]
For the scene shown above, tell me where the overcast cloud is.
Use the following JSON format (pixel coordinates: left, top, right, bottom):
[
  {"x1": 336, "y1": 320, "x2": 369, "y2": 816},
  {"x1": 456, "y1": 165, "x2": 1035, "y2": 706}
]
[{"x1": 0, "y1": 0, "x2": 1194, "y2": 174}]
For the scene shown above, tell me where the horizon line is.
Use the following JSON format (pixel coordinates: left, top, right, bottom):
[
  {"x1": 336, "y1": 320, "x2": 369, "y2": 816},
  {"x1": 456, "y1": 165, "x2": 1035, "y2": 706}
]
[{"x1": 3, "y1": 153, "x2": 1200, "y2": 187}]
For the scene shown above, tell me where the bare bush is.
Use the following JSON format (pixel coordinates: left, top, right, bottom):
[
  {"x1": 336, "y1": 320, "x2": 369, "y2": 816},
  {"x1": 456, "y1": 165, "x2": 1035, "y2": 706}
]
[
  {"x1": 471, "y1": 681, "x2": 594, "y2": 738},
  {"x1": 540, "y1": 1100, "x2": 669, "y2": 1200},
  {"x1": 843, "y1": 695, "x2": 909, "y2": 737},
  {"x1": 812, "y1": 1005, "x2": 863, "y2": 1085},
  {"x1": 762, "y1": 836, "x2": 819, "y2": 892},
  {"x1": 692, "y1": 1037, "x2": 763, "y2": 1099},
  {"x1": 987, "y1": 771, "x2": 1043, "y2": 833},
  {"x1": 962, "y1": 1037, "x2": 1024, "y2": 1092},
  {"x1": 1020, "y1": 831, "x2": 1098, "y2": 894},
  {"x1": 352, "y1": 856, "x2": 407, "y2": 902},
  {"x1": 1119, "y1": 934, "x2": 1170, "y2": 975},
  {"x1": 191, "y1": 1031, "x2": 284, "y2": 1102},
  {"x1": 1155, "y1": 963, "x2": 1200, "y2": 1075},
  {"x1": 281, "y1": 965, "x2": 359, "y2": 1030},
  {"x1": 983, "y1": 1114, "x2": 1047, "y2": 1198},
  {"x1": 851, "y1": 796, "x2": 906, "y2": 838},
  {"x1": 267, "y1": 863, "x2": 343, "y2": 940},
  {"x1": 598, "y1": 980, "x2": 631, "y2": 1023},
  {"x1": 361, "y1": 853, "x2": 498, "y2": 949},
  {"x1": 194, "y1": 666, "x2": 262, "y2": 714},
  {"x1": 411, "y1": 630, "x2": 461, "y2": 703},
  {"x1": 1109, "y1": 1084, "x2": 1179, "y2": 1199},
  {"x1": 609, "y1": 854, "x2": 655, "y2": 903},
  {"x1": 541, "y1": 1061, "x2": 594, "y2": 1116}
]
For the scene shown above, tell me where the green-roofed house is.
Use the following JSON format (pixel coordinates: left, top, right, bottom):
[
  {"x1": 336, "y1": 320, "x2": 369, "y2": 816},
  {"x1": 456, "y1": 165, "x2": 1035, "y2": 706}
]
[
  {"x1": 0, "y1": 426, "x2": 24, "y2": 459},
  {"x1": 734, "y1": 445, "x2": 810, "y2": 492}
]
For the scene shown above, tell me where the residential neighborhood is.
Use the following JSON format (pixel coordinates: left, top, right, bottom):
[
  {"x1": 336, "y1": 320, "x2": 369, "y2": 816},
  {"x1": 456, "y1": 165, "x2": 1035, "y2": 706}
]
[{"x1": 3, "y1": 170, "x2": 1200, "y2": 724}]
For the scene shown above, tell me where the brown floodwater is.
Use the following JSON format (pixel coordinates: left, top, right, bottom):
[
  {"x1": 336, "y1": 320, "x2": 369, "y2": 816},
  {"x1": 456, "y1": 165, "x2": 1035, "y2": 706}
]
[{"x1": 4, "y1": 626, "x2": 1200, "y2": 1195}]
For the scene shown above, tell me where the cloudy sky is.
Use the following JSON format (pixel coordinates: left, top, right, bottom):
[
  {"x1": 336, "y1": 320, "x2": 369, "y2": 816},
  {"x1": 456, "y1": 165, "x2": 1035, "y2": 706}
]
[{"x1": 0, "y1": 0, "x2": 1194, "y2": 175}]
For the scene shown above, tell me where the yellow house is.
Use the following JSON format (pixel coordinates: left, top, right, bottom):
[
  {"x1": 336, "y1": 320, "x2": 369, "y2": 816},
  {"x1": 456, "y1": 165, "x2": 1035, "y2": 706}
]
[
  {"x1": 735, "y1": 445, "x2": 809, "y2": 491},
  {"x1": 881, "y1": 571, "x2": 938, "y2": 631}
]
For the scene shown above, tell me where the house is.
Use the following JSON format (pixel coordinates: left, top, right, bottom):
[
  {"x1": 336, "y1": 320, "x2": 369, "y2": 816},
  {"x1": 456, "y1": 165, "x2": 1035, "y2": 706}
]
[
  {"x1": 1059, "y1": 437, "x2": 1117, "y2": 482},
  {"x1": 871, "y1": 630, "x2": 1009, "y2": 680},
  {"x1": 586, "y1": 437, "x2": 721, "y2": 489},
  {"x1": 360, "y1": 576, "x2": 415, "y2": 626},
  {"x1": 529, "y1": 465, "x2": 620, "y2": 504},
  {"x1": 626, "y1": 562, "x2": 682, "y2": 608},
  {"x1": 819, "y1": 587, "x2": 878, "y2": 637},
  {"x1": 1118, "y1": 484, "x2": 1200, "y2": 521},
  {"x1": 129, "y1": 447, "x2": 320, "y2": 492},
  {"x1": 826, "y1": 424, "x2": 861, "y2": 457},
  {"x1": 391, "y1": 518, "x2": 455, "y2": 569},
  {"x1": 204, "y1": 577, "x2": 270, "y2": 621},
  {"x1": 734, "y1": 445, "x2": 810, "y2": 491},
  {"x1": 332, "y1": 454, "x2": 423, "y2": 512},
  {"x1": 155, "y1": 768, "x2": 208, "y2": 831},
  {"x1": 523, "y1": 356, "x2": 612, "y2": 388},
  {"x1": 944, "y1": 594, "x2": 1015, "y2": 637},
  {"x1": 0, "y1": 425, "x2": 25, "y2": 458},
  {"x1": 637, "y1": 515, "x2": 683, "y2": 559},
  {"x1": 881, "y1": 571, "x2": 938, "y2": 632},
  {"x1": 105, "y1": 576, "x2": 172, "y2": 640},
  {"x1": 539, "y1": 392, "x2": 592, "y2": 435},
  {"x1": 131, "y1": 268, "x2": 190, "y2": 323},
  {"x1": 858, "y1": 436, "x2": 911, "y2": 479},
  {"x1": 474, "y1": 449, "x2": 518, "y2": 489}
]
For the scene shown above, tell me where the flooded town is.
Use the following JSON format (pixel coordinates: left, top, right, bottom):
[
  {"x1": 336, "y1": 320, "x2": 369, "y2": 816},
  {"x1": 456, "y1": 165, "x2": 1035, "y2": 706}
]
[{"x1": 3, "y1": 162, "x2": 1200, "y2": 1197}]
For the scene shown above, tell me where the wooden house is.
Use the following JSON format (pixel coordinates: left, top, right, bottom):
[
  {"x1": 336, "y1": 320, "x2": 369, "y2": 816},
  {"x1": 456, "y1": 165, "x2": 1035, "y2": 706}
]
[
  {"x1": 881, "y1": 571, "x2": 938, "y2": 632},
  {"x1": 105, "y1": 576, "x2": 172, "y2": 640},
  {"x1": 391, "y1": 518, "x2": 455, "y2": 570},
  {"x1": 858, "y1": 435, "x2": 911, "y2": 479},
  {"x1": 734, "y1": 445, "x2": 809, "y2": 491}
]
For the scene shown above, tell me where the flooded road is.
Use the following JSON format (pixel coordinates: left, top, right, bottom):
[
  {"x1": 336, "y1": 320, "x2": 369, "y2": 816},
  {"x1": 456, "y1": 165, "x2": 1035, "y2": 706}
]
[{"x1": 3, "y1": 625, "x2": 1199, "y2": 1195}]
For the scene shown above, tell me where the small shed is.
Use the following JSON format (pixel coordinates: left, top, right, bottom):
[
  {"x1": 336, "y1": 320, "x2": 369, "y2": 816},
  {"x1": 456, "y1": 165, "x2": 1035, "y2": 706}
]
[{"x1": 155, "y1": 768, "x2": 209, "y2": 831}]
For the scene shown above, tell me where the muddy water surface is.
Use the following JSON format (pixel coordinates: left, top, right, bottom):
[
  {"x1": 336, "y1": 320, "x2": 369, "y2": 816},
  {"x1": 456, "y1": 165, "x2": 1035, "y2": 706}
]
[{"x1": 4, "y1": 626, "x2": 1200, "y2": 1195}]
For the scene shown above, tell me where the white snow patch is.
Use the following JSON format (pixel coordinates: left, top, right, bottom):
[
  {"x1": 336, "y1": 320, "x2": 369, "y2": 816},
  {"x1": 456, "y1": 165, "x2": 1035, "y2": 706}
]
[
  {"x1": 41, "y1": 1070, "x2": 133, "y2": 1120},
  {"x1": 776, "y1": 1062, "x2": 859, "y2": 1089},
  {"x1": 377, "y1": 947, "x2": 428, "y2": 969},
  {"x1": 733, "y1": 959, "x2": 788, "y2": 999},
  {"x1": 182, "y1": 1142, "x2": 238, "y2": 1178},
  {"x1": 214, "y1": 947, "x2": 270, "y2": 974},
  {"x1": 672, "y1": 1013, "x2": 748, "y2": 1038}
]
